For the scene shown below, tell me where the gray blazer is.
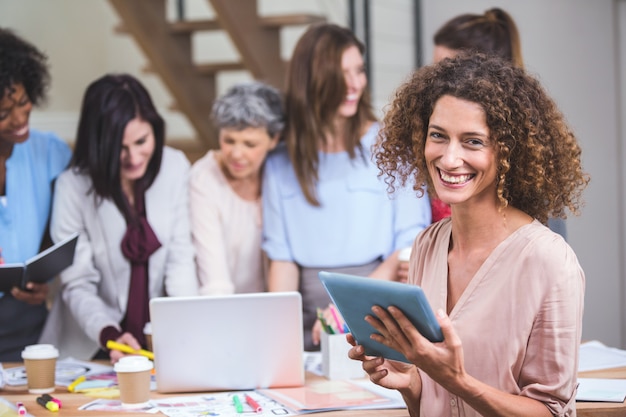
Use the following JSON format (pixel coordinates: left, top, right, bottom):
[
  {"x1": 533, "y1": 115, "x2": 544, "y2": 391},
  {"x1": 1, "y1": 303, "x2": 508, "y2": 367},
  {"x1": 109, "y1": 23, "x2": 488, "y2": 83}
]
[{"x1": 40, "y1": 147, "x2": 198, "y2": 359}]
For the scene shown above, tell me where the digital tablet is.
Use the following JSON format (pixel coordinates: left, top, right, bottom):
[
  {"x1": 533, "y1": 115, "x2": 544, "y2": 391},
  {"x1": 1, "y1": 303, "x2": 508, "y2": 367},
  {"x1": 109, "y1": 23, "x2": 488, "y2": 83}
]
[{"x1": 318, "y1": 271, "x2": 443, "y2": 363}]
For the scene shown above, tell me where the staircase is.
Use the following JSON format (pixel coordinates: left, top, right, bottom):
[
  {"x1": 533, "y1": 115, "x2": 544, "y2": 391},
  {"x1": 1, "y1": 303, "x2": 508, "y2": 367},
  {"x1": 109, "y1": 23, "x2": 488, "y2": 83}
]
[{"x1": 107, "y1": 0, "x2": 325, "y2": 157}]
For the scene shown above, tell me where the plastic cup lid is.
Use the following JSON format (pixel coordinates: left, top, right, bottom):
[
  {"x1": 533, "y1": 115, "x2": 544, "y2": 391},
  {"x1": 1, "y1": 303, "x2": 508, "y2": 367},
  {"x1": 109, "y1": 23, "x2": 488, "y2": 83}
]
[
  {"x1": 114, "y1": 355, "x2": 154, "y2": 373},
  {"x1": 21, "y1": 344, "x2": 59, "y2": 360}
]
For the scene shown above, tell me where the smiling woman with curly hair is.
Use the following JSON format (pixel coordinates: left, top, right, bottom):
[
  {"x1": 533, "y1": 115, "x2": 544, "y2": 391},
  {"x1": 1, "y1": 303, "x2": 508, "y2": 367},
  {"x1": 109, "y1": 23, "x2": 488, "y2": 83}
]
[
  {"x1": 377, "y1": 54, "x2": 587, "y2": 224},
  {"x1": 0, "y1": 28, "x2": 72, "y2": 361},
  {"x1": 348, "y1": 53, "x2": 589, "y2": 417}
]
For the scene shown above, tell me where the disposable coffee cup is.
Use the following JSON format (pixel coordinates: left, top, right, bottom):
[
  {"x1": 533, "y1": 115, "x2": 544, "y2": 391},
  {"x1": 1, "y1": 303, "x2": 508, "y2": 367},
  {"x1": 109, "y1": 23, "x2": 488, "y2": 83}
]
[
  {"x1": 143, "y1": 322, "x2": 153, "y2": 352},
  {"x1": 398, "y1": 247, "x2": 412, "y2": 283},
  {"x1": 21, "y1": 344, "x2": 59, "y2": 394},
  {"x1": 114, "y1": 356, "x2": 153, "y2": 408},
  {"x1": 398, "y1": 247, "x2": 412, "y2": 263}
]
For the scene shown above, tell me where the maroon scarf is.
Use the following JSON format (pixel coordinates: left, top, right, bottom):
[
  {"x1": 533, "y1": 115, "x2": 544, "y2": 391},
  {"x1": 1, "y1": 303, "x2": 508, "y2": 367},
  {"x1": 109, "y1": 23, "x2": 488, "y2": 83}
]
[{"x1": 119, "y1": 188, "x2": 161, "y2": 348}]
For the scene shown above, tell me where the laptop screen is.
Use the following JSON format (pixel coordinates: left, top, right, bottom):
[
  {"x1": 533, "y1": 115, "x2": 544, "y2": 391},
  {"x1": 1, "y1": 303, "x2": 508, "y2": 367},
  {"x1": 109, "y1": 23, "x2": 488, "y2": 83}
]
[{"x1": 149, "y1": 292, "x2": 304, "y2": 393}]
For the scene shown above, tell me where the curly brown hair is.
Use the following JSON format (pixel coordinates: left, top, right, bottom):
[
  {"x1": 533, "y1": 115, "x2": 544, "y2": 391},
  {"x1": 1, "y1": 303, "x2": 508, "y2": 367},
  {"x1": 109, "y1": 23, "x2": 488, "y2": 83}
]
[
  {"x1": 0, "y1": 28, "x2": 49, "y2": 104},
  {"x1": 376, "y1": 53, "x2": 589, "y2": 224}
]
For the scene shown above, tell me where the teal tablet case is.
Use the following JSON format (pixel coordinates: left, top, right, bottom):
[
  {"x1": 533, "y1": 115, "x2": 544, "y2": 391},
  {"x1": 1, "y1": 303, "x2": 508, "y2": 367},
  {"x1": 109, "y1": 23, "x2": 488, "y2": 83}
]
[{"x1": 318, "y1": 271, "x2": 443, "y2": 363}]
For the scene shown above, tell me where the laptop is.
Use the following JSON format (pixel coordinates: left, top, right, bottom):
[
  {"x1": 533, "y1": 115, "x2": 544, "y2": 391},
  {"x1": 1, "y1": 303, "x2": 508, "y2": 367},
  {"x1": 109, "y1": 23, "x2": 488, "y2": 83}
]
[{"x1": 149, "y1": 292, "x2": 304, "y2": 393}]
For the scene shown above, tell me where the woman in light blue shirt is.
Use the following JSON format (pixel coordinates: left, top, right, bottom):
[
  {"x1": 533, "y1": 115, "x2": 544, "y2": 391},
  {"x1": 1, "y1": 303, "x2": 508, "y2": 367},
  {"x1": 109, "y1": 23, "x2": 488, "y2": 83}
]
[
  {"x1": 262, "y1": 23, "x2": 431, "y2": 351},
  {"x1": 0, "y1": 28, "x2": 71, "y2": 361}
]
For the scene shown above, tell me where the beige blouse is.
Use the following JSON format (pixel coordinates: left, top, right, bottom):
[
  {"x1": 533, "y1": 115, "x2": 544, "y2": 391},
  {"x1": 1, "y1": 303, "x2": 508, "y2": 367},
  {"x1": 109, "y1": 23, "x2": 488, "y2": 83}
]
[
  {"x1": 189, "y1": 150, "x2": 266, "y2": 295},
  {"x1": 409, "y1": 218, "x2": 584, "y2": 417}
]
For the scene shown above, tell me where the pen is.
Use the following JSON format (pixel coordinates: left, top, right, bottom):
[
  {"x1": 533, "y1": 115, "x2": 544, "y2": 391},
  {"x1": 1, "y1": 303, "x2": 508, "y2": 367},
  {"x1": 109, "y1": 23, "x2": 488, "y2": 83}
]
[
  {"x1": 106, "y1": 340, "x2": 154, "y2": 360},
  {"x1": 67, "y1": 374, "x2": 86, "y2": 392},
  {"x1": 36, "y1": 395, "x2": 59, "y2": 412},
  {"x1": 317, "y1": 308, "x2": 334, "y2": 334},
  {"x1": 16, "y1": 402, "x2": 26, "y2": 416},
  {"x1": 245, "y1": 393, "x2": 262, "y2": 413},
  {"x1": 329, "y1": 305, "x2": 344, "y2": 334},
  {"x1": 232, "y1": 394, "x2": 243, "y2": 413}
]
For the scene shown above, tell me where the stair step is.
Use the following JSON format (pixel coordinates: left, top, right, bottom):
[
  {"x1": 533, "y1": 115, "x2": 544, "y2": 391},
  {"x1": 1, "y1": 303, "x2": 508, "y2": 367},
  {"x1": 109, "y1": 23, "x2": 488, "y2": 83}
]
[
  {"x1": 165, "y1": 13, "x2": 327, "y2": 36},
  {"x1": 195, "y1": 61, "x2": 246, "y2": 75},
  {"x1": 259, "y1": 13, "x2": 326, "y2": 28},
  {"x1": 169, "y1": 19, "x2": 221, "y2": 34}
]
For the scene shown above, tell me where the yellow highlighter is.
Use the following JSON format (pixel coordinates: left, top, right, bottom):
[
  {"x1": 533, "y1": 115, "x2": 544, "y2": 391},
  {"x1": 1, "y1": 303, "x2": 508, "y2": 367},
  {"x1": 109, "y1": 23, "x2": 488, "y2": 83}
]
[
  {"x1": 67, "y1": 375, "x2": 86, "y2": 392},
  {"x1": 106, "y1": 340, "x2": 154, "y2": 360}
]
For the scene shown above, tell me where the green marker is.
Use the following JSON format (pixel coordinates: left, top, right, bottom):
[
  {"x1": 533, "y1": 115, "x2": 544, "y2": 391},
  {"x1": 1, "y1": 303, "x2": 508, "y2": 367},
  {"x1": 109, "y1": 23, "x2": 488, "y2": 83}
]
[
  {"x1": 317, "y1": 308, "x2": 335, "y2": 334},
  {"x1": 233, "y1": 394, "x2": 243, "y2": 413}
]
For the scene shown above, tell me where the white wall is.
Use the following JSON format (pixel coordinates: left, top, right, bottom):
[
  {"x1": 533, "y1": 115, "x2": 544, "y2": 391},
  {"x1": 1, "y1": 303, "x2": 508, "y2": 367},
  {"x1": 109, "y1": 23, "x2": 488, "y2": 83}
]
[
  {"x1": 369, "y1": 0, "x2": 416, "y2": 117},
  {"x1": 618, "y1": 0, "x2": 626, "y2": 347}
]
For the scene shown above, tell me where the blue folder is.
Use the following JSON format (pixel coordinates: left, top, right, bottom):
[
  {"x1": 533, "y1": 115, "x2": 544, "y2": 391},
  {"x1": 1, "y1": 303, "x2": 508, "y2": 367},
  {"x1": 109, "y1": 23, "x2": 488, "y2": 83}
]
[{"x1": 318, "y1": 271, "x2": 443, "y2": 363}]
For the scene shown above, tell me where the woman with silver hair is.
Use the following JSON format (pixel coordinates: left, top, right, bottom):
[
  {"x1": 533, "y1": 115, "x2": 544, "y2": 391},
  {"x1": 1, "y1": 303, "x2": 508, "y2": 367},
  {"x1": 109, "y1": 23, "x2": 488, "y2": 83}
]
[{"x1": 189, "y1": 81, "x2": 284, "y2": 295}]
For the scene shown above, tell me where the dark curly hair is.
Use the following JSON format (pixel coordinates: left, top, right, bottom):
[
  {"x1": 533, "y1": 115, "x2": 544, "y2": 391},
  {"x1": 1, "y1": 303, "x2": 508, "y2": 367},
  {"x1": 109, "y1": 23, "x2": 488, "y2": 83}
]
[
  {"x1": 0, "y1": 28, "x2": 50, "y2": 104},
  {"x1": 376, "y1": 53, "x2": 589, "y2": 224}
]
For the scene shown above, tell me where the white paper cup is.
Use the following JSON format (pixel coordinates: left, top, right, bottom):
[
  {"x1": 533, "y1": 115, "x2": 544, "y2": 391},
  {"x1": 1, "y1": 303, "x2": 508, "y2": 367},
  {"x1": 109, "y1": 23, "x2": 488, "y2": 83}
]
[
  {"x1": 21, "y1": 344, "x2": 59, "y2": 394},
  {"x1": 398, "y1": 247, "x2": 412, "y2": 263},
  {"x1": 114, "y1": 356, "x2": 153, "y2": 408}
]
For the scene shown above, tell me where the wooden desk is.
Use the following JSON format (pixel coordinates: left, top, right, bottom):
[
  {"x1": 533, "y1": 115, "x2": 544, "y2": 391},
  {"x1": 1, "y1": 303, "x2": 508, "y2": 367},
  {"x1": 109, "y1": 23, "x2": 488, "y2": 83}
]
[
  {"x1": 0, "y1": 373, "x2": 409, "y2": 417},
  {"x1": 2, "y1": 366, "x2": 625, "y2": 416}
]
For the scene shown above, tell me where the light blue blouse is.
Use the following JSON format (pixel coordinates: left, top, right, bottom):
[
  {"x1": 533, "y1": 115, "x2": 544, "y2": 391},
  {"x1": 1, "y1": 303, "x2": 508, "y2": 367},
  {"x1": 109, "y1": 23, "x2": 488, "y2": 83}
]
[
  {"x1": 262, "y1": 123, "x2": 432, "y2": 268},
  {"x1": 0, "y1": 129, "x2": 71, "y2": 263},
  {"x1": 0, "y1": 129, "x2": 71, "y2": 361}
]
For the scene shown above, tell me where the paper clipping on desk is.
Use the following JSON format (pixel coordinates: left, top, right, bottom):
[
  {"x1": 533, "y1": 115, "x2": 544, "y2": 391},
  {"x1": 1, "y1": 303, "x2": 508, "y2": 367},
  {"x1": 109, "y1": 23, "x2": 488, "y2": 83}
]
[
  {"x1": 576, "y1": 378, "x2": 626, "y2": 402},
  {"x1": 579, "y1": 340, "x2": 626, "y2": 372},
  {"x1": 259, "y1": 379, "x2": 405, "y2": 413},
  {"x1": 303, "y1": 351, "x2": 323, "y2": 376},
  {"x1": 2, "y1": 357, "x2": 113, "y2": 387},
  {"x1": 0, "y1": 397, "x2": 35, "y2": 417},
  {"x1": 79, "y1": 392, "x2": 297, "y2": 416}
]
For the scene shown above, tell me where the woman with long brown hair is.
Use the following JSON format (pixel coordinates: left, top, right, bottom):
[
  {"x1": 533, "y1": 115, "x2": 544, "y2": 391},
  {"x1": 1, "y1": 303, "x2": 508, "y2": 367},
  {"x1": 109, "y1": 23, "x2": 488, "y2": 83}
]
[{"x1": 262, "y1": 23, "x2": 431, "y2": 351}]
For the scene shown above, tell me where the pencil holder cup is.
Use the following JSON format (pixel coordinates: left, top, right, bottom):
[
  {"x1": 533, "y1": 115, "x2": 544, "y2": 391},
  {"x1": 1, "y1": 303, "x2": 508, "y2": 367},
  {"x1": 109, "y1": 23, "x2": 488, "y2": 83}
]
[{"x1": 321, "y1": 332, "x2": 365, "y2": 380}]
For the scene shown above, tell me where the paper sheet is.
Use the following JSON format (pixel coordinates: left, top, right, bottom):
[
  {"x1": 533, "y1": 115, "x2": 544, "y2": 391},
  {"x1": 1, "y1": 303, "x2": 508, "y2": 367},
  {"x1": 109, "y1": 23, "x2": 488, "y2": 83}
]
[
  {"x1": 3, "y1": 357, "x2": 113, "y2": 387},
  {"x1": 79, "y1": 392, "x2": 297, "y2": 416},
  {"x1": 577, "y1": 378, "x2": 626, "y2": 402},
  {"x1": 579, "y1": 340, "x2": 626, "y2": 372}
]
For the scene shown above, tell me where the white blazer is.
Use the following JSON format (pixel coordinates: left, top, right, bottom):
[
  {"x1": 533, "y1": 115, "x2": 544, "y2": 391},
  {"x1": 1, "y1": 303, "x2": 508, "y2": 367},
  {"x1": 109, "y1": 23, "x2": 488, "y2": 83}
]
[{"x1": 40, "y1": 147, "x2": 198, "y2": 359}]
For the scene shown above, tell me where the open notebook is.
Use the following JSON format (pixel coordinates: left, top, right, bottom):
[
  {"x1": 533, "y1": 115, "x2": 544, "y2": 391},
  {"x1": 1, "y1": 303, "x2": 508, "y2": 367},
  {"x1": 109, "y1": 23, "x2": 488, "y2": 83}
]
[{"x1": 149, "y1": 292, "x2": 305, "y2": 393}]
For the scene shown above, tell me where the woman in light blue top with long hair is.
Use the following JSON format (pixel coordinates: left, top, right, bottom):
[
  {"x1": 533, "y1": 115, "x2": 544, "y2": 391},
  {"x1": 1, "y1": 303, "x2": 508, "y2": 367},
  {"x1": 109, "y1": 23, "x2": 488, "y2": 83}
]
[{"x1": 262, "y1": 23, "x2": 431, "y2": 351}]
